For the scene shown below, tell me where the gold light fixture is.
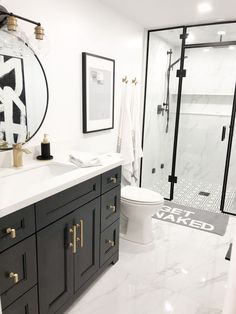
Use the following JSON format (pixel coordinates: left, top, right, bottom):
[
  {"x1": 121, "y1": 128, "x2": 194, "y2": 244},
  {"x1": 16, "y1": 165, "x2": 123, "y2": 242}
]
[
  {"x1": 34, "y1": 25, "x2": 44, "y2": 40},
  {"x1": 0, "y1": 6, "x2": 45, "y2": 40},
  {"x1": 7, "y1": 15, "x2": 17, "y2": 31}
]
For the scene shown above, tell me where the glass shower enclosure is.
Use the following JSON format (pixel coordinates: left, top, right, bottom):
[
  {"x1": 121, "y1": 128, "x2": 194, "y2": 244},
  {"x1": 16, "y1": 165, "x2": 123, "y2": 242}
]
[{"x1": 141, "y1": 22, "x2": 236, "y2": 215}]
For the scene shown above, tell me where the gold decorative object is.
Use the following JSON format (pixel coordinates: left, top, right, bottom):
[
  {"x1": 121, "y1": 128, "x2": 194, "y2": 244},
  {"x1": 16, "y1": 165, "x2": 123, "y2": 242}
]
[
  {"x1": 6, "y1": 228, "x2": 16, "y2": 239},
  {"x1": 7, "y1": 15, "x2": 17, "y2": 31},
  {"x1": 9, "y1": 272, "x2": 19, "y2": 284},
  {"x1": 122, "y1": 76, "x2": 128, "y2": 84},
  {"x1": 76, "y1": 220, "x2": 84, "y2": 248},
  {"x1": 34, "y1": 25, "x2": 44, "y2": 40},
  {"x1": 13, "y1": 143, "x2": 31, "y2": 167},
  {"x1": 132, "y1": 77, "x2": 138, "y2": 85}
]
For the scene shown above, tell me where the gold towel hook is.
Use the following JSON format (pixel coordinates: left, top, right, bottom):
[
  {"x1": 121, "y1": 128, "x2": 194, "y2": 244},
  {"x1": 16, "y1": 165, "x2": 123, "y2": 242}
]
[
  {"x1": 132, "y1": 77, "x2": 138, "y2": 85},
  {"x1": 122, "y1": 75, "x2": 128, "y2": 84}
]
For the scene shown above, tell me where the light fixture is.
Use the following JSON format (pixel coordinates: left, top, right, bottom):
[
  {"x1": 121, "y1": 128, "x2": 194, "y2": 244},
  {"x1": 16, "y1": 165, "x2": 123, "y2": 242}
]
[
  {"x1": 217, "y1": 30, "x2": 226, "y2": 36},
  {"x1": 34, "y1": 25, "x2": 44, "y2": 40},
  {"x1": 198, "y1": 2, "x2": 213, "y2": 13},
  {"x1": 229, "y1": 46, "x2": 235, "y2": 50},
  {"x1": 0, "y1": 6, "x2": 45, "y2": 40},
  {"x1": 7, "y1": 15, "x2": 17, "y2": 31},
  {"x1": 203, "y1": 48, "x2": 210, "y2": 52}
]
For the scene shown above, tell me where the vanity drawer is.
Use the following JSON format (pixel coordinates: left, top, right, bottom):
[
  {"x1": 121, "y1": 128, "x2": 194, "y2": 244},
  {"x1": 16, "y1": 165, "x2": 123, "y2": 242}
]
[
  {"x1": 101, "y1": 166, "x2": 121, "y2": 194},
  {"x1": 0, "y1": 235, "x2": 37, "y2": 310},
  {"x1": 3, "y1": 286, "x2": 38, "y2": 314},
  {"x1": 35, "y1": 175, "x2": 101, "y2": 230},
  {"x1": 0, "y1": 205, "x2": 35, "y2": 253},
  {"x1": 100, "y1": 220, "x2": 120, "y2": 266},
  {"x1": 101, "y1": 186, "x2": 120, "y2": 232}
]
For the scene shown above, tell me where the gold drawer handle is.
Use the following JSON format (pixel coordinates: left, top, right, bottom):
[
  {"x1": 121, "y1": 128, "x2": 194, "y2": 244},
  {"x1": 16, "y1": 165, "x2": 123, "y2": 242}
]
[
  {"x1": 110, "y1": 177, "x2": 117, "y2": 184},
  {"x1": 76, "y1": 220, "x2": 84, "y2": 248},
  {"x1": 6, "y1": 228, "x2": 16, "y2": 239},
  {"x1": 107, "y1": 240, "x2": 115, "y2": 247},
  {"x1": 69, "y1": 227, "x2": 77, "y2": 254},
  {"x1": 109, "y1": 205, "x2": 116, "y2": 213},
  {"x1": 9, "y1": 272, "x2": 19, "y2": 284}
]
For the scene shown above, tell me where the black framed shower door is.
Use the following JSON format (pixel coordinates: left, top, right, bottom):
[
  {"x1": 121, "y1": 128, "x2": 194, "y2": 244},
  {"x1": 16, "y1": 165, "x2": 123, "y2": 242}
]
[{"x1": 141, "y1": 21, "x2": 236, "y2": 215}]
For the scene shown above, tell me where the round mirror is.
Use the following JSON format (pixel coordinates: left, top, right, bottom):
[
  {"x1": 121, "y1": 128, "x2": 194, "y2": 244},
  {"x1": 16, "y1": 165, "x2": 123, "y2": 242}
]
[{"x1": 0, "y1": 28, "x2": 49, "y2": 150}]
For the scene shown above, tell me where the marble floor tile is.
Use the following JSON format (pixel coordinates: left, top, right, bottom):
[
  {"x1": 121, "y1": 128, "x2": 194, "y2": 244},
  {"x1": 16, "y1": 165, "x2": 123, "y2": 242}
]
[{"x1": 66, "y1": 217, "x2": 236, "y2": 314}]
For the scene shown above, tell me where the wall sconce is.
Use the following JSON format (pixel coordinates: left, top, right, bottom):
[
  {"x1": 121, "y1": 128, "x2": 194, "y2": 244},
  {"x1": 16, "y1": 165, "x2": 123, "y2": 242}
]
[{"x1": 0, "y1": 6, "x2": 45, "y2": 40}]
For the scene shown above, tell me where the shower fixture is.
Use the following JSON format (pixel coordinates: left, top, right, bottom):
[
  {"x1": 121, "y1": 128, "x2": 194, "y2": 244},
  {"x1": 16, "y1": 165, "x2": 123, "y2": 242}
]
[{"x1": 157, "y1": 49, "x2": 187, "y2": 134}]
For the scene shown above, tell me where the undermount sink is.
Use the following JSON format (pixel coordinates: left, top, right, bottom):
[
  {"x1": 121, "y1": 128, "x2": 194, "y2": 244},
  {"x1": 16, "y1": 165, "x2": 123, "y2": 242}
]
[{"x1": 0, "y1": 162, "x2": 77, "y2": 187}]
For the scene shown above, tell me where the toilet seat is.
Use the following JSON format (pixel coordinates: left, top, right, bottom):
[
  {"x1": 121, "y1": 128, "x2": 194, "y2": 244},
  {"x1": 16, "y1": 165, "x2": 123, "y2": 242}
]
[{"x1": 121, "y1": 186, "x2": 163, "y2": 205}]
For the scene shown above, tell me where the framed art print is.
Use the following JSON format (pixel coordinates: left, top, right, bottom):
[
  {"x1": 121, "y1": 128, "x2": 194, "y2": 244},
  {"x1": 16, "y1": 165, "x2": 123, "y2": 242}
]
[{"x1": 82, "y1": 52, "x2": 115, "y2": 133}]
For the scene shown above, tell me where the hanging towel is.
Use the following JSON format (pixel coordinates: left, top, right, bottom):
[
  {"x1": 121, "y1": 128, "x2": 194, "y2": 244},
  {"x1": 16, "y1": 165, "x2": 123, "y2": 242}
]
[
  {"x1": 117, "y1": 84, "x2": 134, "y2": 185},
  {"x1": 69, "y1": 152, "x2": 102, "y2": 168},
  {"x1": 130, "y1": 84, "x2": 143, "y2": 184}
]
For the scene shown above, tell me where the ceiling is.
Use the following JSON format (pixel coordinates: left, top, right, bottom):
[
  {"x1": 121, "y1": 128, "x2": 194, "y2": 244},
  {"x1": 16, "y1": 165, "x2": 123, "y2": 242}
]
[{"x1": 99, "y1": 0, "x2": 236, "y2": 29}]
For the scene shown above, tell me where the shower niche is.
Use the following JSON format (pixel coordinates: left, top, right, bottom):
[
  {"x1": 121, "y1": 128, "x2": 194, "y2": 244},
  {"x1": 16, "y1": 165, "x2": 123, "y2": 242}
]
[{"x1": 141, "y1": 22, "x2": 236, "y2": 215}]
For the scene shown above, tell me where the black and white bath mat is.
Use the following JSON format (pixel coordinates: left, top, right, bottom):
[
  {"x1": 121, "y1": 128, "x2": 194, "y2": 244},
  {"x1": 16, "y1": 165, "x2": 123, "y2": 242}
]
[{"x1": 153, "y1": 201, "x2": 229, "y2": 236}]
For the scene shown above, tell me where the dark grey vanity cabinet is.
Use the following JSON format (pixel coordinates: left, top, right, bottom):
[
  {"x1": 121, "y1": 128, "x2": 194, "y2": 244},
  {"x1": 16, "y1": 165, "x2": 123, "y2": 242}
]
[
  {"x1": 37, "y1": 198, "x2": 101, "y2": 313},
  {"x1": 0, "y1": 166, "x2": 121, "y2": 314}
]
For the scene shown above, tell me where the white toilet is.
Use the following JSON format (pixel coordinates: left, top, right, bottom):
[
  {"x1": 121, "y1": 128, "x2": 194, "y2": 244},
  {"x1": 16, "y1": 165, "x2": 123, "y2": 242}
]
[{"x1": 120, "y1": 186, "x2": 164, "y2": 245}]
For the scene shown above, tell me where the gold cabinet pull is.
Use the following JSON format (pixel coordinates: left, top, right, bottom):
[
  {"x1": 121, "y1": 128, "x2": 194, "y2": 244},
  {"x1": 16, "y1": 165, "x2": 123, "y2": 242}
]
[
  {"x1": 69, "y1": 227, "x2": 76, "y2": 253},
  {"x1": 109, "y1": 205, "x2": 116, "y2": 213},
  {"x1": 9, "y1": 272, "x2": 19, "y2": 284},
  {"x1": 76, "y1": 220, "x2": 84, "y2": 248},
  {"x1": 110, "y1": 177, "x2": 117, "y2": 184},
  {"x1": 73, "y1": 225, "x2": 77, "y2": 254},
  {"x1": 6, "y1": 228, "x2": 16, "y2": 239},
  {"x1": 107, "y1": 240, "x2": 115, "y2": 247}
]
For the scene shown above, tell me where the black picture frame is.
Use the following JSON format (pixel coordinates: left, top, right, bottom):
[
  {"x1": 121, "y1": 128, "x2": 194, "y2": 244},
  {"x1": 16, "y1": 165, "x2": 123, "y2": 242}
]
[{"x1": 82, "y1": 52, "x2": 115, "y2": 133}]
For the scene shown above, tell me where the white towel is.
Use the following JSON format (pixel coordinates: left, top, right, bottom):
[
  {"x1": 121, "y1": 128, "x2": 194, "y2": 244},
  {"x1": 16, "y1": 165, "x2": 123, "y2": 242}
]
[
  {"x1": 117, "y1": 84, "x2": 134, "y2": 185},
  {"x1": 130, "y1": 85, "x2": 143, "y2": 183},
  {"x1": 69, "y1": 152, "x2": 102, "y2": 168}
]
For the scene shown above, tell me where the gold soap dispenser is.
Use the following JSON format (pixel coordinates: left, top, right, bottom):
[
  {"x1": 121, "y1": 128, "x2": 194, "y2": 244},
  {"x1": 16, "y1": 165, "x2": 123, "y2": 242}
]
[{"x1": 37, "y1": 134, "x2": 53, "y2": 160}]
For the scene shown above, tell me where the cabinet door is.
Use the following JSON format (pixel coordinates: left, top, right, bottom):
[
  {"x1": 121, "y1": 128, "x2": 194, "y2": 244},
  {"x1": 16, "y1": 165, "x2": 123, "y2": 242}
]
[
  {"x1": 0, "y1": 236, "x2": 37, "y2": 310},
  {"x1": 3, "y1": 286, "x2": 38, "y2": 314},
  {"x1": 74, "y1": 198, "x2": 100, "y2": 291},
  {"x1": 37, "y1": 213, "x2": 74, "y2": 314}
]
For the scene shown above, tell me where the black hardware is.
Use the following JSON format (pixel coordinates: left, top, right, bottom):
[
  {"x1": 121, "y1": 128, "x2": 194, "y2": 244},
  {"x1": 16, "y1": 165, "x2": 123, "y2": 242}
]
[
  {"x1": 157, "y1": 105, "x2": 165, "y2": 115},
  {"x1": 152, "y1": 168, "x2": 156, "y2": 173},
  {"x1": 180, "y1": 33, "x2": 189, "y2": 40},
  {"x1": 221, "y1": 83, "x2": 236, "y2": 215},
  {"x1": 176, "y1": 69, "x2": 186, "y2": 78},
  {"x1": 0, "y1": 8, "x2": 41, "y2": 26},
  {"x1": 168, "y1": 175, "x2": 178, "y2": 184},
  {"x1": 221, "y1": 126, "x2": 227, "y2": 141},
  {"x1": 199, "y1": 191, "x2": 210, "y2": 196},
  {"x1": 225, "y1": 243, "x2": 232, "y2": 261},
  {"x1": 160, "y1": 164, "x2": 164, "y2": 169}
]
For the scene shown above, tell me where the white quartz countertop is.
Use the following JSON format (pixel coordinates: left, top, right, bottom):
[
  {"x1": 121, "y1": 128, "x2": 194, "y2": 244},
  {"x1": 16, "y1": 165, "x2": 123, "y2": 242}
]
[{"x1": 0, "y1": 152, "x2": 123, "y2": 219}]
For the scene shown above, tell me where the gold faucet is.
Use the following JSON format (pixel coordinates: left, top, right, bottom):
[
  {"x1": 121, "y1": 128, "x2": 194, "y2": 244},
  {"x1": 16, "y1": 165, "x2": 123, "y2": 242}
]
[{"x1": 13, "y1": 143, "x2": 31, "y2": 167}]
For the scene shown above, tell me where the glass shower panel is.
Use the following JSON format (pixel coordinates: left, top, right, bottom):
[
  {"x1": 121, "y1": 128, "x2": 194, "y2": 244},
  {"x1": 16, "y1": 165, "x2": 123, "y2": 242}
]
[
  {"x1": 224, "y1": 114, "x2": 236, "y2": 214},
  {"x1": 175, "y1": 46, "x2": 236, "y2": 212},
  {"x1": 142, "y1": 28, "x2": 183, "y2": 199},
  {"x1": 186, "y1": 23, "x2": 236, "y2": 45}
]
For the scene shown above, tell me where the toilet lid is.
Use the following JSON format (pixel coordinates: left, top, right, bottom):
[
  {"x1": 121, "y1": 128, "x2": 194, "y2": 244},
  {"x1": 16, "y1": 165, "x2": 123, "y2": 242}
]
[{"x1": 121, "y1": 186, "x2": 163, "y2": 205}]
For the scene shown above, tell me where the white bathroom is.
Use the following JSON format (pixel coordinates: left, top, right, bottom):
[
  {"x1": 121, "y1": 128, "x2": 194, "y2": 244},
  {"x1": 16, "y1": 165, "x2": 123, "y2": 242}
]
[{"x1": 0, "y1": 1, "x2": 236, "y2": 314}]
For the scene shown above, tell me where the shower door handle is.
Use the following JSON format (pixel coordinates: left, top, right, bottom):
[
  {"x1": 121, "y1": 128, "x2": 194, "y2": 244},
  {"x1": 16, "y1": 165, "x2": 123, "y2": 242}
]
[{"x1": 221, "y1": 126, "x2": 227, "y2": 141}]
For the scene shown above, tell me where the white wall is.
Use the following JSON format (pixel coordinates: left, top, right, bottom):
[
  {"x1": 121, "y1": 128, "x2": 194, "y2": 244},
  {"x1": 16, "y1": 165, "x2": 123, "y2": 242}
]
[{"x1": 0, "y1": 0, "x2": 144, "y2": 161}]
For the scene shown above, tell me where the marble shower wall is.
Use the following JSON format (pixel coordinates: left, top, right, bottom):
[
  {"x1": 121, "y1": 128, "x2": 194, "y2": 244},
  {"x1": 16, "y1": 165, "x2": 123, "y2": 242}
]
[{"x1": 142, "y1": 31, "x2": 236, "y2": 197}]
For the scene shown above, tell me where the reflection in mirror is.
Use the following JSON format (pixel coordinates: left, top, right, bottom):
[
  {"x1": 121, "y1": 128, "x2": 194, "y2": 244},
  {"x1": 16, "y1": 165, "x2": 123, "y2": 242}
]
[{"x1": 0, "y1": 27, "x2": 48, "y2": 150}]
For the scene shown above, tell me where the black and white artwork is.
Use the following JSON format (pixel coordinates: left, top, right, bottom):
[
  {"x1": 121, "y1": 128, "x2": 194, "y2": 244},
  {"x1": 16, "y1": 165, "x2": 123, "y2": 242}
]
[
  {"x1": 0, "y1": 54, "x2": 27, "y2": 144},
  {"x1": 82, "y1": 53, "x2": 115, "y2": 133}
]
